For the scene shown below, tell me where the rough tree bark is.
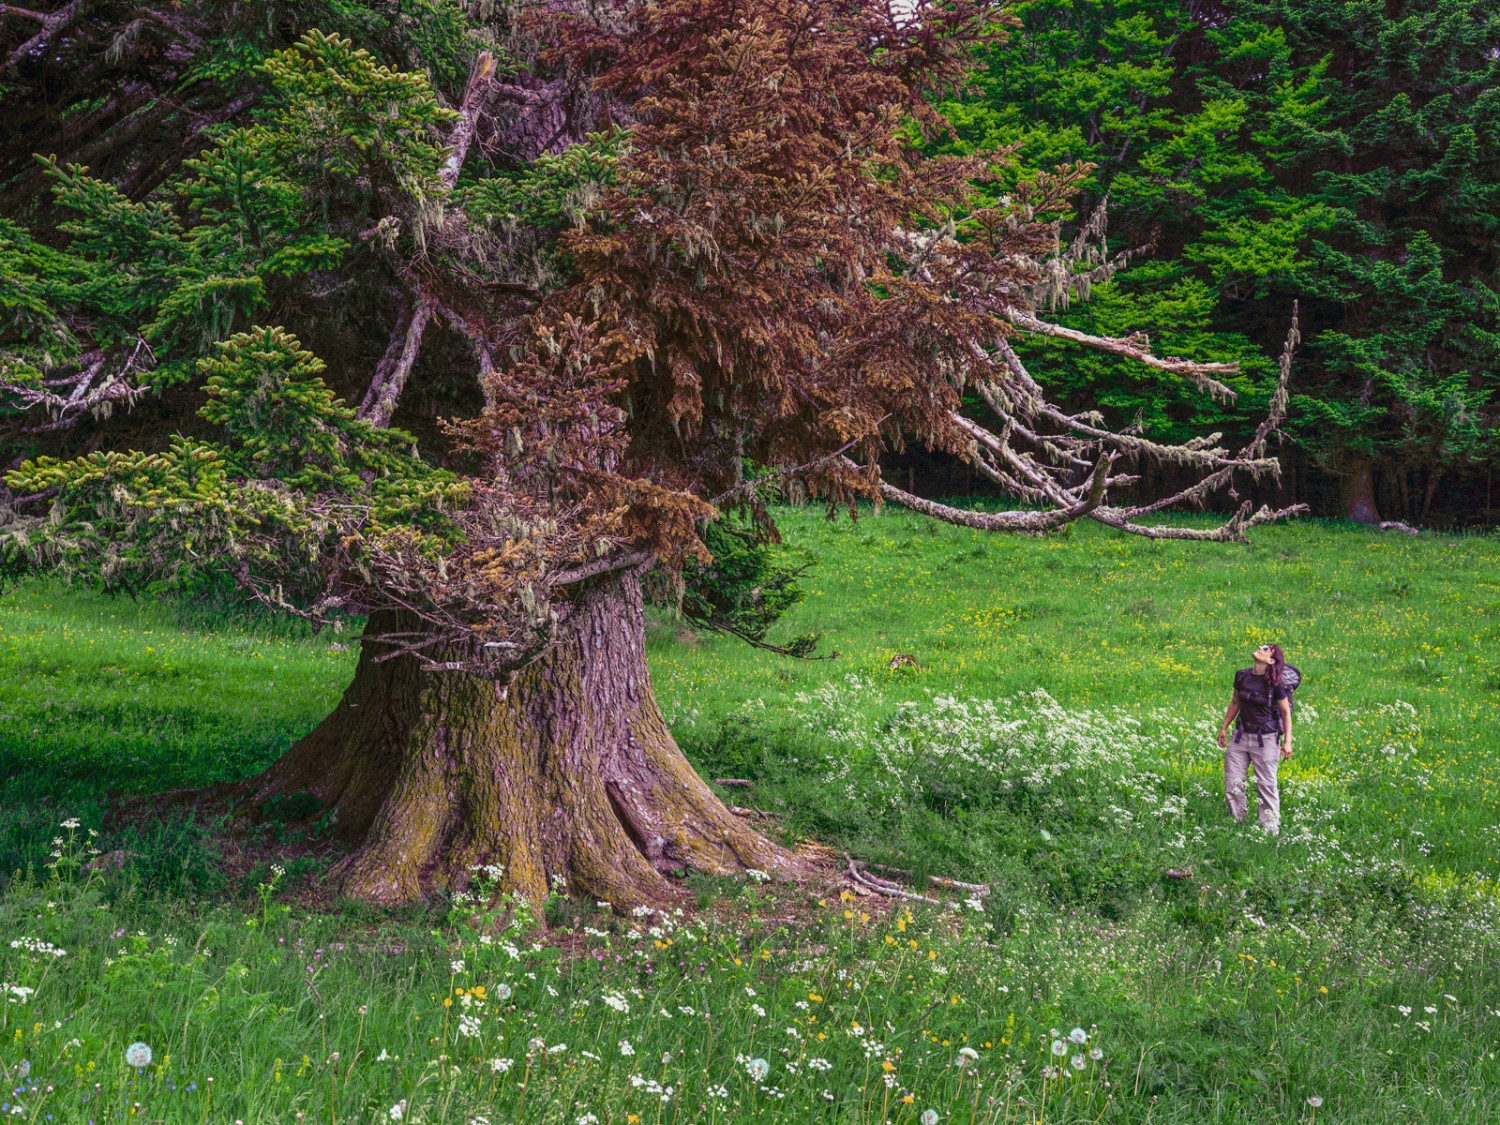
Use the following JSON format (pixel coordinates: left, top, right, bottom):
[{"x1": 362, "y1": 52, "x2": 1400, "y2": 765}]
[
  {"x1": 240, "y1": 572, "x2": 809, "y2": 908},
  {"x1": 1340, "y1": 456, "x2": 1382, "y2": 524}
]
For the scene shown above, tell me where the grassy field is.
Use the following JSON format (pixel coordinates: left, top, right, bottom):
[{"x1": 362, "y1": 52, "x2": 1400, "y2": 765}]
[{"x1": 1, "y1": 508, "x2": 1498, "y2": 1124}]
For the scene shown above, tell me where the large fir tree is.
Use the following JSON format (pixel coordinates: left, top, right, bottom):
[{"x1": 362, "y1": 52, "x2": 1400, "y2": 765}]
[{"x1": 2, "y1": 0, "x2": 1297, "y2": 908}]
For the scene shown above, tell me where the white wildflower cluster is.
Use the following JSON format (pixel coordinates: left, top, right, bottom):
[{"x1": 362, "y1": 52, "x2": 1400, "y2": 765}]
[
  {"x1": 628, "y1": 1074, "x2": 675, "y2": 1102},
  {"x1": 602, "y1": 992, "x2": 630, "y2": 1013},
  {"x1": 458, "y1": 1014, "x2": 482, "y2": 1039},
  {"x1": 2, "y1": 983, "x2": 35, "y2": 1004},
  {"x1": 10, "y1": 937, "x2": 66, "y2": 959},
  {"x1": 791, "y1": 678, "x2": 1190, "y2": 817}
]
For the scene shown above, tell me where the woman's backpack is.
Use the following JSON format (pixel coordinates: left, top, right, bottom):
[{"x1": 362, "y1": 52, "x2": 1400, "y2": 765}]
[{"x1": 1276, "y1": 664, "x2": 1302, "y2": 732}]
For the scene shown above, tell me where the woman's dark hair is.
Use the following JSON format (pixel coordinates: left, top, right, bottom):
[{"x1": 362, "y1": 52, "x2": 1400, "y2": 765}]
[{"x1": 1261, "y1": 642, "x2": 1286, "y2": 689}]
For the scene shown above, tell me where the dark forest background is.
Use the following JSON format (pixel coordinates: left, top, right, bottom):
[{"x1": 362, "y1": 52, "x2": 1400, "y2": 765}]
[{"x1": 4, "y1": 0, "x2": 1498, "y2": 526}]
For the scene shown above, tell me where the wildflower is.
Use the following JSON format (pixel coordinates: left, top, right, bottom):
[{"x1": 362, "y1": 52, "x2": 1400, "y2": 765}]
[
  {"x1": 124, "y1": 1042, "x2": 153, "y2": 1068},
  {"x1": 494, "y1": 983, "x2": 513, "y2": 1001},
  {"x1": 603, "y1": 993, "x2": 630, "y2": 1013},
  {"x1": 751, "y1": 1004, "x2": 766, "y2": 1018},
  {"x1": 451, "y1": 960, "x2": 466, "y2": 974},
  {"x1": 1051, "y1": 1039, "x2": 1068, "y2": 1057},
  {"x1": 490, "y1": 1058, "x2": 514, "y2": 1073},
  {"x1": 1070, "y1": 1054, "x2": 1086, "y2": 1071},
  {"x1": 1307, "y1": 1096, "x2": 1324, "y2": 1108},
  {"x1": 1423, "y1": 1006, "x2": 1437, "y2": 1014},
  {"x1": 547, "y1": 1043, "x2": 568, "y2": 1054},
  {"x1": 458, "y1": 1015, "x2": 481, "y2": 1039},
  {"x1": 1088, "y1": 1047, "x2": 1103, "y2": 1061},
  {"x1": 577, "y1": 1115, "x2": 600, "y2": 1125},
  {"x1": 957, "y1": 1046, "x2": 979, "y2": 1066},
  {"x1": 389, "y1": 1102, "x2": 406, "y2": 1121},
  {"x1": 1397, "y1": 1005, "x2": 1412, "y2": 1017},
  {"x1": 1068, "y1": 1027, "x2": 1088, "y2": 1044},
  {"x1": 60, "y1": 818, "x2": 80, "y2": 830},
  {"x1": 921, "y1": 1110, "x2": 940, "y2": 1125},
  {"x1": 746, "y1": 1057, "x2": 770, "y2": 1081}
]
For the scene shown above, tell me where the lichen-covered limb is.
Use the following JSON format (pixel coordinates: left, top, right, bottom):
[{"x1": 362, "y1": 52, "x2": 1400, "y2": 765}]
[
  {"x1": 877, "y1": 306, "x2": 1305, "y2": 541},
  {"x1": 3, "y1": 0, "x2": 81, "y2": 68},
  {"x1": 1000, "y1": 306, "x2": 1239, "y2": 400},
  {"x1": 2, "y1": 338, "x2": 153, "y2": 433}
]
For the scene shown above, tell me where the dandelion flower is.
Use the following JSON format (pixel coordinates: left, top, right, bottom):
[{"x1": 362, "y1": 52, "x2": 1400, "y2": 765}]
[
  {"x1": 124, "y1": 1042, "x2": 153, "y2": 1068},
  {"x1": 1051, "y1": 1039, "x2": 1068, "y2": 1057},
  {"x1": 1071, "y1": 1054, "x2": 1087, "y2": 1070},
  {"x1": 1088, "y1": 1047, "x2": 1103, "y2": 1061},
  {"x1": 746, "y1": 1057, "x2": 770, "y2": 1081},
  {"x1": 1068, "y1": 1027, "x2": 1088, "y2": 1044},
  {"x1": 1307, "y1": 1096, "x2": 1324, "y2": 1108},
  {"x1": 494, "y1": 983, "x2": 512, "y2": 1001},
  {"x1": 920, "y1": 1110, "x2": 939, "y2": 1125}
]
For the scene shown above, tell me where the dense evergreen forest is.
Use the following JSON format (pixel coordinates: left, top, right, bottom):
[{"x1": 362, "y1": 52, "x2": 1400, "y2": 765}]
[{"x1": 2, "y1": 0, "x2": 1497, "y2": 527}]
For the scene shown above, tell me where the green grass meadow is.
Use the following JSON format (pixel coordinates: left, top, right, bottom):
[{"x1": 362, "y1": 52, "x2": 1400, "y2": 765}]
[{"x1": 2, "y1": 508, "x2": 1499, "y2": 1124}]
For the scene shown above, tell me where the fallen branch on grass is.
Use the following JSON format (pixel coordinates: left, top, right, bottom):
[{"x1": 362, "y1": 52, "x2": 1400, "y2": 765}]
[
  {"x1": 729, "y1": 805, "x2": 782, "y2": 820},
  {"x1": 847, "y1": 859, "x2": 946, "y2": 907}
]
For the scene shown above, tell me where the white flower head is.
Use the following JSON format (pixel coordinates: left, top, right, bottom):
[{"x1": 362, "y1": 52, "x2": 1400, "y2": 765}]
[
  {"x1": 1070, "y1": 1054, "x2": 1086, "y2": 1070},
  {"x1": 494, "y1": 983, "x2": 512, "y2": 1001},
  {"x1": 1088, "y1": 1046, "x2": 1104, "y2": 1060},
  {"x1": 1307, "y1": 1096, "x2": 1324, "y2": 1108},
  {"x1": 1051, "y1": 1038, "x2": 1068, "y2": 1057},
  {"x1": 451, "y1": 959, "x2": 466, "y2": 974},
  {"x1": 746, "y1": 1057, "x2": 770, "y2": 1081},
  {"x1": 921, "y1": 1110, "x2": 940, "y2": 1125},
  {"x1": 125, "y1": 1042, "x2": 153, "y2": 1068},
  {"x1": 389, "y1": 1101, "x2": 406, "y2": 1121},
  {"x1": 60, "y1": 818, "x2": 80, "y2": 830},
  {"x1": 618, "y1": 1039, "x2": 635, "y2": 1057},
  {"x1": 1068, "y1": 1027, "x2": 1088, "y2": 1044}
]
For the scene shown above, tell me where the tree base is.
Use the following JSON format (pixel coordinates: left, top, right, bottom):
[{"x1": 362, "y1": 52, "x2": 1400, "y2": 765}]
[{"x1": 218, "y1": 573, "x2": 811, "y2": 909}]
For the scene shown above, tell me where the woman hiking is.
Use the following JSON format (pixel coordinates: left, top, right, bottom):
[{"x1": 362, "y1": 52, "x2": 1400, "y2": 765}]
[{"x1": 1217, "y1": 642, "x2": 1294, "y2": 835}]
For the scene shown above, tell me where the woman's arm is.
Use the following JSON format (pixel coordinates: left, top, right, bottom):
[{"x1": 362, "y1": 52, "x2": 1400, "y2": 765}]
[
  {"x1": 1217, "y1": 694, "x2": 1239, "y2": 749},
  {"x1": 1278, "y1": 696, "x2": 1293, "y2": 759}
]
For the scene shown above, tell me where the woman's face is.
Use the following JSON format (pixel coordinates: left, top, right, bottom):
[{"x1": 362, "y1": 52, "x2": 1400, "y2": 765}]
[{"x1": 1253, "y1": 643, "x2": 1276, "y2": 665}]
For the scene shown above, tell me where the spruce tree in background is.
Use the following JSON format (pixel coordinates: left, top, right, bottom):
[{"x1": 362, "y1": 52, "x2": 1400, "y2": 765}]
[{"x1": 942, "y1": 0, "x2": 1500, "y2": 522}]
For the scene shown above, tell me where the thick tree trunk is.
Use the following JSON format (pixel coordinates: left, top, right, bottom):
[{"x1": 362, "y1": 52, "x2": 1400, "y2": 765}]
[
  {"x1": 1340, "y1": 456, "x2": 1381, "y2": 524},
  {"x1": 243, "y1": 573, "x2": 808, "y2": 908}
]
